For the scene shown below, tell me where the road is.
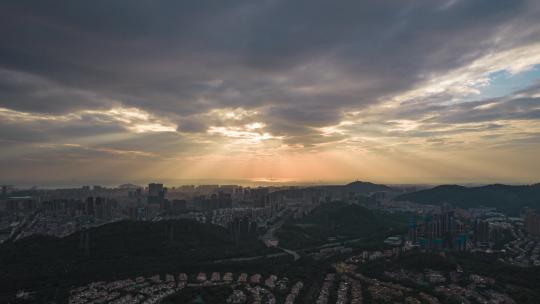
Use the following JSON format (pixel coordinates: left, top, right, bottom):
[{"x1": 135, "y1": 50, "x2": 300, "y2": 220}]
[{"x1": 260, "y1": 209, "x2": 301, "y2": 261}]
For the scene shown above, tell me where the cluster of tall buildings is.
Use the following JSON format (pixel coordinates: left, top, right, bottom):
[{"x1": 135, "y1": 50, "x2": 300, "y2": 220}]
[
  {"x1": 408, "y1": 205, "x2": 467, "y2": 251},
  {"x1": 4, "y1": 195, "x2": 119, "y2": 220},
  {"x1": 0, "y1": 182, "x2": 299, "y2": 241},
  {"x1": 83, "y1": 197, "x2": 118, "y2": 219},
  {"x1": 194, "y1": 192, "x2": 233, "y2": 211},
  {"x1": 4, "y1": 196, "x2": 37, "y2": 213},
  {"x1": 408, "y1": 205, "x2": 520, "y2": 251},
  {"x1": 228, "y1": 216, "x2": 259, "y2": 240}
]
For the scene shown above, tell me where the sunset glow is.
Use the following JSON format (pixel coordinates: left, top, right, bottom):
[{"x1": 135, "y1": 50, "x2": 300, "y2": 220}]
[{"x1": 0, "y1": 1, "x2": 539, "y2": 186}]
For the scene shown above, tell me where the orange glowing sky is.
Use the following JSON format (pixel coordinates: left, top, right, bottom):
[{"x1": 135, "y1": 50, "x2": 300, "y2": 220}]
[{"x1": 1, "y1": 1, "x2": 540, "y2": 186}]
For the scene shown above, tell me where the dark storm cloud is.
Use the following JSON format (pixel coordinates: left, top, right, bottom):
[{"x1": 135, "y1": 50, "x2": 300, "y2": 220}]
[
  {"x1": 177, "y1": 118, "x2": 208, "y2": 133},
  {"x1": 0, "y1": 69, "x2": 113, "y2": 113},
  {"x1": 1, "y1": 0, "x2": 540, "y2": 143},
  {"x1": 0, "y1": 113, "x2": 125, "y2": 143},
  {"x1": 0, "y1": 120, "x2": 45, "y2": 143}
]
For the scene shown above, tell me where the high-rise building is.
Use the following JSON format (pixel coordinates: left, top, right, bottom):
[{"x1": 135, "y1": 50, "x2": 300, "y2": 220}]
[
  {"x1": 473, "y1": 218, "x2": 490, "y2": 246},
  {"x1": 148, "y1": 183, "x2": 164, "y2": 197},
  {"x1": 411, "y1": 205, "x2": 464, "y2": 251},
  {"x1": 148, "y1": 183, "x2": 166, "y2": 204},
  {"x1": 524, "y1": 208, "x2": 540, "y2": 236},
  {"x1": 95, "y1": 197, "x2": 104, "y2": 219},
  {"x1": 86, "y1": 197, "x2": 95, "y2": 217},
  {"x1": 408, "y1": 218, "x2": 418, "y2": 244},
  {"x1": 218, "y1": 191, "x2": 232, "y2": 209}
]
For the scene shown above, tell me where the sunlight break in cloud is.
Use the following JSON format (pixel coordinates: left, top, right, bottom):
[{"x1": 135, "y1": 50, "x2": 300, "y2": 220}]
[{"x1": 1, "y1": 0, "x2": 540, "y2": 184}]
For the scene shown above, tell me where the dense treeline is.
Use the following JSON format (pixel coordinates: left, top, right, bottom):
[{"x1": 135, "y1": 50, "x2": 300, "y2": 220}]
[
  {"x1": 0, "y1": 219, "x2": 276, "y2": 302},
  {"x1": 358, "y1": 252, "x2": 540, "y2": 304},
  {"x1": 276, "y1": 202, "x2": 408, "y2": 249},
  {"x1": 396, "y1": 184, "x2": 540, "y2": 214}
]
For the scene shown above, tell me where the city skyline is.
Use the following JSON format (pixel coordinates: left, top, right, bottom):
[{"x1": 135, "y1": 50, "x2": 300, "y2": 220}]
[
  {"x1": 1, "y1": 179, "x2": 537, "y2": 190},
  {"x1": 2, "y1": 0, "x2": 540, "y2": 185}
]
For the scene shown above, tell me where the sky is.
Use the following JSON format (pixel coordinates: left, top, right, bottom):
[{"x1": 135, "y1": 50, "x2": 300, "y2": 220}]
[{"x1": 1, "y1": 0, "x2": 540, "y2": 186}]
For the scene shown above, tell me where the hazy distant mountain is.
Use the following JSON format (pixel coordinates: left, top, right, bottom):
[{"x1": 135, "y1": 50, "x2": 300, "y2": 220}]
[
  {"x1": 268, "y1": 181, "x2": 391, "y2": 203},
  {"x1": 395, "y1": 183, "x2": 540, "y2": 213},
  {"x1": 341, "y1": 181, "x2": 392, "y2": 193},
  {"x1": 312, "y1": 181, "x2": 392, "y2": 198}
]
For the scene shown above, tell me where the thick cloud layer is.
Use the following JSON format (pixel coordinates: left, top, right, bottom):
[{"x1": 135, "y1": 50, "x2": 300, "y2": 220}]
[{"x1": 1, "y1": 0, "x2": 540, "y2": 184}]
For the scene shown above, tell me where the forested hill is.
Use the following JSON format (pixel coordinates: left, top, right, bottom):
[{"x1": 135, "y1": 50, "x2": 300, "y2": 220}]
[
  {"x1": 395, "y1": 183, "x2": 540, "y2": 213},
  {"x1": 270, "y1": 181, "x2": 392, "y2": 200},
  {"x1": 276, "y1": 202, "x2": 407, "y2": 249},
  {"x1": 0, "y1": 219, "x2": 273, "y2": 300}
]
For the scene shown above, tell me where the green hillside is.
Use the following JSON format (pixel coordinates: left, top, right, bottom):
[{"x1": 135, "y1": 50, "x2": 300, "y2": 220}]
[
  {"x1": 0, "y1": 219, "x2": 274, "y2": 300},
  {"x1": 276, "y1": 202, "x2": 407, "y2": 249},
  {"x1": 396, "y1": 183, "x2": 540, "y2": 214},
  {"x1": 270, "y1": 181, "x2": 391, "y2": 201}
]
